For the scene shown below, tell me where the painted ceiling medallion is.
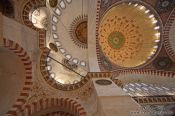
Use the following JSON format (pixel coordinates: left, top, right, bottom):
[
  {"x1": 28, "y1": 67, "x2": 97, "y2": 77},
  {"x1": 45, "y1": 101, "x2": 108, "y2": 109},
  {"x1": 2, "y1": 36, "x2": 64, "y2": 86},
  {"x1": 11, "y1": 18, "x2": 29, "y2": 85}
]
[
  {"x1": 95, "y1": 79, "x2": 112, "y2": 85},
  {"x1": 108, "y1": 31, "x2": 125, "y2": 49},
  {"x1": 98, "y1": 3, "x2": 161, "y2": 68},
  {"x1": 70, "y1": 15, "x2": 88, "y2": 49}
]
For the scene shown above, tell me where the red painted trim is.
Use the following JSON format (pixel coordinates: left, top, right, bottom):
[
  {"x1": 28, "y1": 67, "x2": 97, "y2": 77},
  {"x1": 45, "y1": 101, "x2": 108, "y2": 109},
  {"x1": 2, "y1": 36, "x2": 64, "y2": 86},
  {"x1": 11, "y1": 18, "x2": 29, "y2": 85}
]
[
  {"x1": 114, "y1": 69, "x2": 175, "y2": 78},
  {"x1": 3, "y1": 38, "x2": 33, "y2": 115},
  {"x1": 19, "y1": 98, "x2": 86, "y2": 116}
]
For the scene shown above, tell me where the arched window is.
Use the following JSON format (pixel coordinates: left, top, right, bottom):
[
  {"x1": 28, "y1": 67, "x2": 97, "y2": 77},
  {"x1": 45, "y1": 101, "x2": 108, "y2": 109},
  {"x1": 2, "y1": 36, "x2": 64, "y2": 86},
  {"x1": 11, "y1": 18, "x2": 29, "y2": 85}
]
[{"x1": 123, "y1": 82, "x2": 175, "y2": 96}]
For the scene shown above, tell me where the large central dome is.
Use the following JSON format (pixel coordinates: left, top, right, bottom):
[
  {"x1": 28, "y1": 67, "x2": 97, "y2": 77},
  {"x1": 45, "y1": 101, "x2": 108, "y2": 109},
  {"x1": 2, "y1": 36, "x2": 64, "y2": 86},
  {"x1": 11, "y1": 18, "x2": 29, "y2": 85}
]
[{"x1": 98, "y1": 2, "x2": 161, "y2": 68}]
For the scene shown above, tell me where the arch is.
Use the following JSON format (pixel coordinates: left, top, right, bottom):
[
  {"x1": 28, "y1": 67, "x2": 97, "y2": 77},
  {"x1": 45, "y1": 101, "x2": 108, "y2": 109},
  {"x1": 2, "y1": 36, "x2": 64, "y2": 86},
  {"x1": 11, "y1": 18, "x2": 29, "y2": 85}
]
[
  {"x1": 113, "y1": 69, "x2": 175, "y2": 78},
  {"x1": 21, "y1": 0, "x2": 46, "y2": 30},
  {"x1": 163, "y1": 8, "x2": 175, "y2": 62},
  {"x1": 19, "y1": 98, "x2": 86, "y2": 116},
  {"x1": 87, "y1": 72, "x2": 112, "y2": 78},
  {"x1": 38, "y1": 30, "x2": 46, "y2": 49},
  {"x1": 2, "y1": 38, "x2": 32, "y2": 115},
  {"x1": 112, "y1": 69, "x2": 175, "y2": 89},
  {"x1": 40, "y1": 47, "x2": 90, "y2": 91},
  {"x1": 20, "y1": 0, "x2": 47, "y2": 49}
]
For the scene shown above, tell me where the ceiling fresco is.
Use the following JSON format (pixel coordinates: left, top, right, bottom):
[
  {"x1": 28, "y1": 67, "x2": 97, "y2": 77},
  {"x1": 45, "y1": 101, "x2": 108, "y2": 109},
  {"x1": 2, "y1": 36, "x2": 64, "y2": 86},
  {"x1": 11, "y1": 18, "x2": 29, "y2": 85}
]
[
  {"x1": 46, "y1": 0, "x2": 89, "y2": 85},
  {"x1": 98, "y1": 2, "x2": 161, "y2": 68},
  {"x1": 69, "y1": 15, "x2": 88, "y2": 48},
  {"x1": 2, "y1": 0, "x2": 175, "y2": 115}
]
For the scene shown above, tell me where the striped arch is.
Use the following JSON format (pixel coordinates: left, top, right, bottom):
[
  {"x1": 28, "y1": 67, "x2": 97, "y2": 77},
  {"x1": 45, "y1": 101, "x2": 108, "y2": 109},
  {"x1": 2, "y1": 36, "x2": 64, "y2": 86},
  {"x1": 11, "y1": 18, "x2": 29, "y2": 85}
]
[
  {"x1": 113, "y1": 69, "x2": 175, "y2": 78},
  {"x1": 95, "y1": 0, "x2": 102, "y2": 71},
  {"x1": 19, "y1": 98, "x2": 86, "y2": 116},
  {"x1": 38, "y1": 30, "x2": 46, "y2": 49},
  {"x1": 42, "y1": 111, "x2": 73, "y2": 116},
  {"x1": 21, "y1": 0, "x2": 46, "y2": 30},
  {"x1": 21, "y1": 0, "x2": 47, "y2": 49},
  {"x1": 87, "y1": 72, "x2": 112, "y2": 78},
  {"x1": 3, "y1": 38, "x2": 32, "y2": 115},
  {"x1": 112, "y1": 69, "x2": 175, "y2": 88}
]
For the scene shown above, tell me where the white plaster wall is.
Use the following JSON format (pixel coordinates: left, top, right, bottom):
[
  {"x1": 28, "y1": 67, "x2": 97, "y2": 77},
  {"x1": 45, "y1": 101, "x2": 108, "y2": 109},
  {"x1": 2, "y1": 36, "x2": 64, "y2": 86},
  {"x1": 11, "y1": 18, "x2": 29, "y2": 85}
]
[
  {"x1": 47, "y1": 0, "x2": 89, "y2": 71},
  {"x1": 0, "y1": 47, "x2": 25, "y2": 115},
  {"x1": 99, "y1": 96, "x2": 141, "y2": 116},
  {"x1": 88, "y1": 0, "x2": 100, "y2": 72},
  {"x1": 3, "y1": 16, "x2": 38, "y2": 58},
  {"x1": 92, "y1": 78, "x2": 141, "y2": 116},
  {"x1": 3, "y1": 16, "x2": 40, "y2": 90},
  {"x1": 93, "y1": 78, "x2": 127, "y2": 96}
]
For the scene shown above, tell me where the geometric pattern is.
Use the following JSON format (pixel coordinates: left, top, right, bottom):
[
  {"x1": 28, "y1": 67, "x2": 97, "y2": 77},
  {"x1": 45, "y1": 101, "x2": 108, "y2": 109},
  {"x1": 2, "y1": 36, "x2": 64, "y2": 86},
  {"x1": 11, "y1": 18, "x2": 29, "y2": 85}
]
[
  {"x1": 70, "y1": 15, "x2": 88, "y2": 49},
  {"x1": 98, "y1": 2, "x2": 161, "y2": 68},
  {"x1": 164, "y1": 8, "x2": 175, "y2": 62}
]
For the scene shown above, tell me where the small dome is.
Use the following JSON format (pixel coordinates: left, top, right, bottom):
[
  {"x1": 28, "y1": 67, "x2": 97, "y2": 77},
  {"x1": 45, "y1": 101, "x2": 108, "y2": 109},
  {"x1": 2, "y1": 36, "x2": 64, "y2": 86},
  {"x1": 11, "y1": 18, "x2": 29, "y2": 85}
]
[{"x1": 98, "y1": 2, "x2": 161, "y2": 68}]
